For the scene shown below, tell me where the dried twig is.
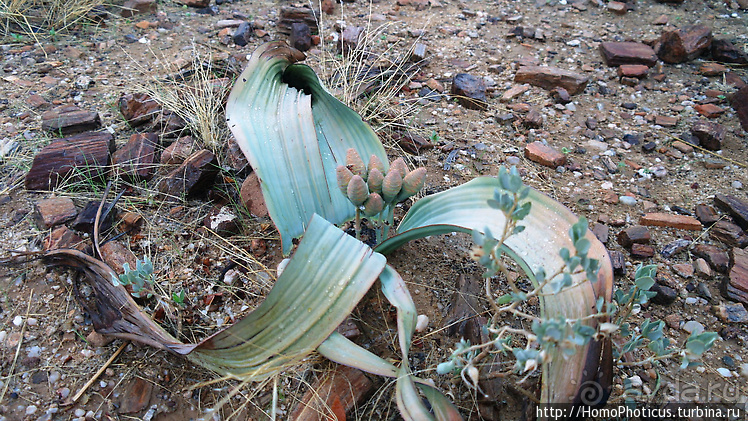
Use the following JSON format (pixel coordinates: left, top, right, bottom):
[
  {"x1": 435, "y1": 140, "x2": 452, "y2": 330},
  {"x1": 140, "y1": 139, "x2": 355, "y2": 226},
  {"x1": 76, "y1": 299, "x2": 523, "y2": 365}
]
[{"x1": 68, "y1": 341, "x2": 128, "y2": 404}]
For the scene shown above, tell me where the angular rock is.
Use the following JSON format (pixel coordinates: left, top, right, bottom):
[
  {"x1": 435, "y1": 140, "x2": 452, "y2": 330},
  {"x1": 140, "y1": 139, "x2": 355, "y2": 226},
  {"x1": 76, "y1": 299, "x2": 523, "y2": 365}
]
[
  {"x1": 592, "y1": 223, "x2": 609, "y2": 244},
  {"x1": 121, "y1": 0, "x2": 157, "y2": 17},
  {"x1": 233, "y1": 22, "x2": 252, "y2": 47},
  {"x1": 654, "y1": 115, "x2": 678, "y2": 127},
  {"x1": 694, "y1": 258, "x2": 712, "y2": 279},
  {"x1": 277, "y1": 6, "x2": 318, "y2": 36},
  {"x1": 609, "y1": 249, "x2": 626, "y2": 275},
  {"x1": 43, "y1": 226, "x2": 86, "y2": 250},
  {"x1": 650, "y1": 283, "x2": 677, "y2": 305},
  {"x1": 698, "y1": 62, "x2": 728, "y2": 76},
  {"x1": 523, "y1": 141, "x2": 566, "y2": 168},
  {"x1": 514, "y1": 66, "x2": 589, "y2": 95},
  {"x1": 657, "y1": 25, "x2": 712, "y2": 64},
  {"x1": 289, "y1": 22, "x2": 312, "y2": 52},
  {"x1": 34, "y1": 197, "x2": 77, "y2": 229},
  {"x1": 693, "y1": 244, "x2": 729, "y2": 273},
  {"x1": 70, "y1": 201, "x2": 116, "y2": 234},
  {"x1": 599, "y1": 42, "x2": 658, "y2": 67},
  {"x1": 711, "y1": 221, "x2": 748, "y2": 248},
  {"x1": 671, "y1": 140, "x2": 693, "y2": 154},
  {"x1": 501, "y1": 84, "x2": 530, "y2": 102},
  {"x1": 161, "y1": 136, "x2": 197, "y2": 165},
  {"x1": 715, "y1": 304, "x2": 748, "y2": 324},
  {"x1": 289, "y1": 365, "x2": 375, "y2": 421},
  {"x1": 711, "y1": 39, "x2": 748, "y2": 64},
  {"x1": 617, "y1": 65, "x2": 649, "y2": 78},
  {"x1": 339, "y1": 26, "x2": 365, "y2": 55},
  {"x1": 176, "y1": 0, "x2": 208, "y2": 7},
  {"x1": 640, "y1": 213, "x2": 702, "y2": 231},
  {"x1": 240, "y1": 172, "x2": 269, "y2": 217},
  {"x1": 523, "y1": 108, "x2": 543, "y2": 128},
  {"x1": 695, "y1": 204, "x2": 720, "y2": 226},
  {"x1": 100, "y1": 240, "x2": 137, "y2": 276},
  {"x1": 731, "y1": 86, "x2": 748, "y2": 133},
  {"x1": 631, "y1": 243, "x2": 655, "y2": 258},
  {"x1": 25, "y1": 131, "x2": 115, "y2": 191},
  {"x1": 112, "y1": 133, "x2": 158, "y2": 182},
  {"x1": 223, "y1": 136, "x2": 249, "y2": 174},
  {"x1": 695, "y1": 104, "x2": 725, "y2": 119},
  {"x1": 118, "y1": 377, "x2": 153, "y2": 414},
  {"x1": 607, "y1": 1, "x2": 627, "y2": 14},
  {"x1": 450, "y1": 73, "x2": 488, "y2": 110},
  {"x1": 550, "y1": 87, "x2": 571, "y2": 104},
  {"x1": 691, "y1": 120, "x2": 725, "y2": 151},
  {"x1": 617, "y1": 225, "x2": 651, "y2": 248},
  {"x1": 157, "y1": 149, "x2": 217, "y2": 199},
  {"x1": 714, "y1": 194, "x2": 748, "y2": 229},
  {"x1": 672, "y1": 263, "x2": 694, "y2": 279},
  {"x1": 203, "y1": 205, "x2": 240, "y2": 236},
  {"x1": 661, "y1": 238, "x2": 691, "y2": 258},
  {"x1": 389, "y1": 131, "x2": 433, "y2": 155},
  {"x1": 410, "y1": 43, "x2": 427, "y2": 62},
  {"x1": 119, "y1": 93, "x2": 161, "y2": 127},
  {"x1": 726, "y1": 247, "x2": 748, "y2": 305},
  {"x1": 41, "y1": 105, "x2": 101, "y2": 135},
  {"x1": 321, "y1": 0, "x2": 335, "y2": 14}
]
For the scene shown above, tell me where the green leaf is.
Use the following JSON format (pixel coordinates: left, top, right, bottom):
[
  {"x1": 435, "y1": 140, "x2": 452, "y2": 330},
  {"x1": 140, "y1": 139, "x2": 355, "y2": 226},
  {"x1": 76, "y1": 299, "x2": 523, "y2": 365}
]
[
  {"x1": 635, "y1": 276, "x2": 655, "y2": 291},
  {"x1": 226, "y1": 42, "x2": 388, "y2": 254}
]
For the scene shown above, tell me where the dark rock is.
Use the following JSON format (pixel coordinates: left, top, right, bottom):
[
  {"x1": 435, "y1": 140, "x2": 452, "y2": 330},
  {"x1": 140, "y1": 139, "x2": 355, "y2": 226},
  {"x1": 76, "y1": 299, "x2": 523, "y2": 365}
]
[
  {"x1": 240, "y1": 172, "x2": 269, "y2": 217},
  {"x1": 277, "y1": 6, "x2": 318, "y2": 36},
  {"x1": 70, "y1": 201, "x2": 116, "y2": 234},
  {"x1": 25, "y1": 131, "x2": 115, "y2": 191},
  {"x1": 233, "y1": 22, "x2": 252, "y2": 47},
  {"x1": 642, "y1": 142, "x2": 657, "y2": 152},
  {"x1": 550, "y1": 87, "x2": 571, "y2": 104},
  {"x1": 34, "y1": 197, "x2": 77, "y2": 229},
  {"x1": 514, "y1": 65, "x2": 589, "y2": 95},
  {"x1": 622, "y1": 133, "x2": 640, "y2": 145},
  {"x1": 119, "y1": 93, "x2": 160, "y2": 127},
  {"x1": 41, "y1": 105, "x2": 101, "y2": 135},
  {"x1": 150, "y1": 110, "x2": 186, "y2": 138},
  {"x1": 693, "y1": 244, "x2": 729, "y2": 274},
  {"x1": 650, "y1": 283, "x2": 677, "y2": 305},
  {"x1": 617, "y1": 225, "x2": 651, "y2": 248},
  {"x1": 661, "y1": 239, "x2": 691, "y2": 258},
  {"x1": 714, "y1": 194, "x2": 748, "y2": 230},
  {"x1": 609, "y1": 249, "x2": 626, "y2": 275},
  {"x1": 339, "y1": 26, "x2": 365, "y2": 55},
  {"x1": 631, "y1": 243, "x2": 655, "y2": 258},
  {"x1": 715, "y1": 303, "x2": 748, "y2": 323},
  {"x1": 203, "y1": 205, "x2": 240, "y2": 236},
  {"x1": 390, "y1": 131, "x2": 434, "y2": 155},
  {"x1": 711, "y1": 39, "x2": 748, "y2": 64},
  {"x1": 450, "y1": 73, "x2": 488, "y2": 110},
  {"x1": 601, "y1": 156, "x2": 618, "y2": 174},
  {"x1": 695, "y1": 204, "x2": 720, "y2": 226},
  {"x1": 289, "y1": 22, "x2": 311, "y2": 52},
  {"x1": 121, "y1": 0, "x2": 157, "y2": 17},
  {"x1": 161, "y1": 136, "x2": 197, "y2": 165},
  {"x1": 621, "y1": 102, "x2": 637, "y2": 110},
  {"x1": 112, "y1": 133, "x2": 158, "y2": 182},
  {"x1": 691, "y1": 120, "x2": 725, "y2": 151},
  {"x1": 711, "y1": 221, "x2": 748, "y2": 248},
  {"x1": 696, "y1": 281, "x2": 713, "y2": 302},
  {"x1": 523, "y1": 108, "x2": 543, "y2": 128},
  {"x1": 657, "y1": 25, "x2": 712, "y2": 64},
  {"x1": 732, "y1": 86, "x2": 748, "y2": 133},
  {"x1": 599, "y1": 42, "x2": 658, "y2": 67},
  {"x1": 118, "y1": 377, "x2": 153, "y2": 414},
  {"x1": 157, "y1": 149, "x2": 218, "y2": 199},
  {"x1": 410, "y1": 43, "x2": 427, "y2": 62},
  {"x1": 617, "y1": 64, "x2": 649, "y2": 78}
]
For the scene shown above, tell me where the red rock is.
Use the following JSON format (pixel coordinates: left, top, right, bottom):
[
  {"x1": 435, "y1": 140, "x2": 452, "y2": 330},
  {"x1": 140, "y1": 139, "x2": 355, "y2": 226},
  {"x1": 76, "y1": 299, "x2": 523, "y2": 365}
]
[
  {"x1": 711, "y1": 221, "x2": 748, "y2": 248},
  {"x1": 672, "y1": 263, "x2": 694, "y2": 278},
  {"x1": 100, "y1": 240, "x2": 137, "y2": 277},
  {"x1": 691, "y1": 120, "x2": 725, "y2": 150},
  {"x1": 550, "y1": 87, "x2": 571, "y2": 104},
  {"x1": 693, "y1": 244, "x2": 729, "y2": 273},
  {"x1": 25, "y1": 131, "x2": 115, "y2": 191},
  {"x1": 203, "y1": 205, "x2": 240, "y2": 236},
  {"x1": 607, "y1": 1, "x2": 627, "y2": 14},
  {"x1": 711, "y1": 39, "x2": 748, "y2": 64},
  {"x1": 86, "y1": 331, "x2": 114, "y2": 348},
  {"x1": 698, "y1": 62, "x2": 728, "y2": 76},
  {"x1": 523, "y1": 108, "x2": 543, "y2": 128},
  {"x1": 617, "y1": 225, "x2": 651, "y2": 248},
  {"x1": 161, "y1": 136, "x2": 197, "y2": 165},
  {"x1": 631, "y1": 243, "x2": 655, "y2": 258},
  {"x1": 694, "y1": 103, "x2": 725, "y2": 118},
  {"x1": 26, "y1": 94, "x2": 50, "y2": 110},
  {"x1": 112, "y1": 133, "x2": 158, "y2": 181},
  {"x1": 652, "y1": 14, "x2": 669, "y2": 25},
  {"x1": 41, "y1": 105, "x2": 101, "y2": 135},
  {"x1": 277, "y1": 6, "x2": 319, "y2": 36},
  {"x1": 514, "y1": 66, "x2": 589, "y2": 95},
  {"x1": 599, "y1": 42, "x2": 658, "y2": 67},
  {"x1": 657, "y1": 25, "x2": 712, "y2": 64},
  {"x1": 43, "y1": 226, "x2": 86, "y2": 250},
  {"x1": 655, "y1": 115, "x2": 678, "y2": 127},
  {"x1": 321, "y1": 0, "x2": 335, "y2": 14},
  {"x1": 523, "y1": 141, "x2": 566, "y2": 167},
  {"x1": 617, "y1": 65, "x2": 649, "y2": 78},
  {"x1": 34, "y1": 197, "x2": 77, "y2": 229},
  {"x1": 725, "y1": 72, "x2": 747, "y2": 89},
  {"x1": 451, "y1": 73, "x2": 488, "y2": 110},
  {"x1": 158, "y1": 150, "x2": 217, "y2": 199},
  {"x1": 640, "y1": 213, "x2": 702, "y2": 230},
  {"x1": 671, "y1": 140, "x2": 693, "y2": 154},
  {"x1": 389, "y1": 131, "x2": 433, "y2": 155},
  {"x1": 118, "y1": 377, "x2": 153, "y2": 414},
  {"x1": 726, "y1": 248, "x2": 748, "y2": 305},
  {"x1": 714, "y1": 194, "x2": 748, "y2": 230},
  {"x1": 289, "y1": 365, "x2": 374, "y2": 421},
  {"x1": 731, "y1": 86, "x2": 748, "y2": 132},
  {"x1": 694, "y1": 258, "x2": 712, "y2": 279},
  {"x1": 176, "y1": 0, "x2": 208, "y2": 7},
  {"x1": 240, "y1": 172, "x2": 269, "y2": 218},
  {"x1": 118, "y1": 93, "x2": 161, "y2": 127},
  {"x1": 695, "y1": 204, "x2": 720, "y2": 226},
  {"x1": 501, "y1": 84, "x2": 530, "y2": 102},
  {"x1": 121, "y1": 0, "x2": 157, "y2": 17}
]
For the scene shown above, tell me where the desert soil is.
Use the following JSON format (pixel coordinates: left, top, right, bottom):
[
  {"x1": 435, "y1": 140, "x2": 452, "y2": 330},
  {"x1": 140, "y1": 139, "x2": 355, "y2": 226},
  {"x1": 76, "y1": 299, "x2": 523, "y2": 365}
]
[{"x1": 1, "y1": 0, "x2": 747, "y2": 420}]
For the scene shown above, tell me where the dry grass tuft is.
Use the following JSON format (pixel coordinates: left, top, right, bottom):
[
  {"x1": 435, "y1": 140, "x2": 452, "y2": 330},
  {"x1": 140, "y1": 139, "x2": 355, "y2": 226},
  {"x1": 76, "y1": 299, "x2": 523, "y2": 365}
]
[{"x1": 0, "y1": 0, "x2": 106, "y2": 42}]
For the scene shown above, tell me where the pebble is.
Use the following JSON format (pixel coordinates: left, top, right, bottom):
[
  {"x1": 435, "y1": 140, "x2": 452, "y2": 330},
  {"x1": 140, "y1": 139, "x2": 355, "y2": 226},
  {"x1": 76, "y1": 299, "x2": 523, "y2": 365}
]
[
  {"x1": 74, "y1": 409, "x2": 85, "y2": 417},
  {"x1": 506, "y1": 156, "x2": 521, "y2": 165},
  {"x1": 27, "y1": 346, "x2": 41, "y2": 358},
  {"x1": 716, "y1": 367, "x2": 732, "y2": 378},
  {"x1": 48, "y1": 371, "x2": 60, "y2": 384},
  {"x1": 741, "y1": 364, "x2": 748, "y2": 378},
  {"x1": 13, "y1": 316, "x2": 23, "y2": 326},
  {"x1": 416, "y1": 314, "x2": 429, "y2": 332},
  {"x1": 619, "y1": 196, "x2": 637, "y2": 206},
  {"x1": 59, "y1": 388, "x2": 70, "y2": 399},
  {"x1": 682, "y1": 320, "x2": 705, "y2": 334},
  {"x1": 26, "y1": 405, "x2": 37, "y2": 415},
  {"x1": 733, "y1": 181, "x2": 743, "y2": 189},
  {"x1": 628, "y1": 375, "x2": 643, "y2": 388}
]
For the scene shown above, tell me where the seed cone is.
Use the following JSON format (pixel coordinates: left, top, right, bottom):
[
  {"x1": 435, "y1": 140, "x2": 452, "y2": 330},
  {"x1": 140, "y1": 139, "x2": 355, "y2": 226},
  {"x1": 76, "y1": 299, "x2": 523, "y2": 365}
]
[
  {"x1": 336, "y1": 165, "x2": 354, "y2": 194},
  {"x1": 390, "y1": 157, "x2": 408, "y2": 178},
  {"x1": 363, "y1": 193, "x2": 384, "y2": 216},
  {"x1": 367, "y1": 168, "x2": 384, "y2": 194},
  {"x1": 346, "y1": 148, "x2": 367, "y2": 179},
  {"x1": 347, "y1": 175, "x2": 368, "y2": 206},
  {"x1": 368, "y1": 155, "x2": 385, "y2": 175},
  {"x1": 400, "y1": 167, "x2": 427, "y2": 198},
  {"x1": 382, "y1": 169, "x2": 403, "y2": 203}
]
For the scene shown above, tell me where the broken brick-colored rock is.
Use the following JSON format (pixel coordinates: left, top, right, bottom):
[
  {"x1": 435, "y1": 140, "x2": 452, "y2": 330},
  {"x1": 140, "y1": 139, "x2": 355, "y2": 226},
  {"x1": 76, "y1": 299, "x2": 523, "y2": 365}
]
[
  {"x1": 691, "y1": 120, "x2": 725, "y2": 151},
  {"x1": 118, "y1": 377, "x2": 153, "y2": 414},
  {"x1": 693, "y1": 244, "x2": 729, "y2": 273},
  {"x1": 731, "y1": 85, "x2": 748, "y2": 133},
  {"x1": 161, "y1": 136, "x2": 197, "y2": 165},
  {"x1": 523, "y1": 141, "x2": 566, "y2": 167},
  {"x1": 26, "y1": 94, "x2": 50, "y2": 110},
  {"x1": 34, "y1": 197, "x2": 77, "y2": 229},
  {"x1": 25, "y1": 131, "x2": 115, "y2": 191},
  {"x1": 43, "y1": 226, "x2": 86, "y2": 250},
  {"x1": 450, "y1": 73, "x2": 488, "y2": 110},
  {"x1": 695, "y1": 204, "x2": 720, "y2": 226},
  {"x1": 118, "y1": 93, "x2": 161, "y2": 127},
  {"x1": 240, "y1": 172, "x2": 269, "y2": 218},
  {"x1": 617, "y1": 225, "x2": 651, "y2": 248},
  {"x1": 657, "y1": 25, "x2": 712, "y2": 64},
  {"x1": 389, "y1": 131, "x2": 433, "y2": 155},
  {"x1": 599, "y1": 42, "x2": 658, "y2": 67},
  {"x1": 176, "y1": 0, "x2": 209, "y2": 7},
  {"x1": 41, "y1": 105, "x2": 101, "y2": 135},
  {"x1": 617, "y1": 64, "x2": 649, "y2": 78},
  {"x1": 112, "y1": 133, "x2": 158, "y2": 182},
  {"x1": 289, "y1": 365, "x2": 375, "y2": 421},
  {"x1": 501, "y1": 84, "x2": 530, "y2": 102},
  {"x1": 514, "y1": 66, "x2": 589, "y2": 95},
  {"x1": 608, "y1": 249, "x2": 626, "y2": 275},
  {"x1": 523, "y1": 108, "x2": 543, "y2": 129},
  {"x1": 654, "y1": 115, "x2": 678, "y2": 127},
  {"x1": 100, "y1": 240, "x2": 137, "y2": 276},
  {"x1": 714, "y1": 194, "x2": 748, "y2": 229},
  {"x1": 640, "y1": 213, "x2": 702, "y2": 231},
  {"x1": 121, "y1": 0, "x2": 157, "y2": 17},
  {"x1": 671, "y1": 140, "x2": 693, "y2": 154},
  {"x1": 631, "y1": 243, "x2": 655, "y2": 258},
  {"x1": 157, "y1": 149, "x2": 217, "y2": 199},
  {"x1": 607, "y1": 1, "x2": 627, "y2": 14},
  {"x1": 694, "y1": 258, "x2": 712, "y2": 279},
  {"x1": 710, "y1": 221, "x2": 748, "y2": 248},
  {"x1": 223, "y1": 136, "x2": 249, "y2": 173},
  {"x1": 711, "y1": 39, "x2": 748, "y2": 64},
  {"x1": 698, "y1": 62, "x2": 728, "y2": 76},
  {"x1": 672, "y1": 263, "x2": 694, "y2": 279},
  {"x1": 725, "y1": 247, "x2": 748, "y2": 305},
  {"x1": 694, "y1": 103, "x2": 725, "y2": 119}
]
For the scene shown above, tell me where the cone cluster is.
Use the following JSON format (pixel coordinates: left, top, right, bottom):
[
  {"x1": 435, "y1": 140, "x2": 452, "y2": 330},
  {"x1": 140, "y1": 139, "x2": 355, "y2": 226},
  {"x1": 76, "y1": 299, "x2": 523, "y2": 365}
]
[{"x1": 336, "y1": 148, "x2": 426, "y2": 217}]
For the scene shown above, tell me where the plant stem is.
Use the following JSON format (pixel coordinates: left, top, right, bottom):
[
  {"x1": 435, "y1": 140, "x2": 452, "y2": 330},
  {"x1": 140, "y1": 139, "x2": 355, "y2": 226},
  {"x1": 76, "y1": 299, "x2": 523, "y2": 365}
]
[{"x1": 354, "y1": 208, "x2": 361, "y2": 240}]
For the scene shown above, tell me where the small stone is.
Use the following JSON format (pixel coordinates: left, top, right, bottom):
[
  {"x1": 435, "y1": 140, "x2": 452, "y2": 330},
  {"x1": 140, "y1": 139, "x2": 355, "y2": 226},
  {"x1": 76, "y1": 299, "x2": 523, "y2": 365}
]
[
  {"x1": 119, "y1": 93, "x2": 161, "y2": 127},
  {"x1": 523, "y1": 108, "x2": 543, "y2": 128},
  {"x1": 714, "y1": 303, "x2": 748, "y2": 323},
  {"x1": 410, "y1": 43, "x2": 427, "y2": 62},
  {"x1": 714, "y1": 194, "x2": 748, "y2": 229},
  {"x1": 240, "y1": 172, "x2": 269, "y2": 218},
  {"x1": 695, "y1": 204, "x2": 720, "y2": 226},
  {"x1": 121, "y1": 0, "x2": 157, "y2": 17},
  {"x1": 289, "y1": 22, "x2": 311, "y2": 52},
  {"x1": 693, "y1": 244, "x2": 729, "y2": 273},
  {"x1": 415, "y1": 314, "x2": 429, "y2": 332},
  {"x1": 642, "y1": 142, "x2": 657, "y2": 152},
  {"x1": 13, "y1": 315, "x2": 23, "y2": 326},
  {"x1": 607, "y1": 1, "x2": 627, "y2": 14},
  {"x1": 716, "y1": 367, "x2": 733, "y2": 378},
  {"x1": 657, "y1": 25, "x2": 712, "y2": 64},
  {"x1": 118, "y1": 377, "x2": 153, "y2": 414},
  {"x1": 233, "y1": 22, "x2": 253, "y2": 46},
  {"x1": 609, "y1": 250, "x2": 626, "y2": 275},
  {"x1": 711, "y1": 221, "x2": 748, "y2": 248},
  {"x1": 726, "y1": 247, "x2": 748, "y2": 304},
  {"x1": 619, "y1": 196, "x2": 637, "y2": 206},
  {"x1": 112, "y1": 133, "x2": 158, "y2": 182},
  {"x1": 655, "y1": 115, "x2": 678, "y2": 127},
  {"x1": 650, "y1": 283, "x2": 677, "y2": 305},
  {"x1": 523, "y1": 141, "x2": 566, "y2": 168},
  {"x1": 161, "y1": 136, "x2": 197, "y2": 165},
  {"x1": 599, "y1": 42, "x2": 658, "y2": 67},
  {"x1": 673, "y1": 263, "x2": 695, "y2": 279},
  {"x1": 41, "y1": 105, "x2": 101, "y2": 135},
  {"x1": 711, "y1": 39, "x2": 748, "y2": 64},
  {"x1": 157, "y1": 150, "x2": 218, "y2": 199},
  {"x1": 640, "y1": 213, "x2": 702, "y2": 231},
  {"x1": 70, "y1": 201, "x2": 115, "y2": 234},
  {"x1": 661, "y1": 239, "x2": 692, "y2": 258},
  {"x1": 695, "y1": 104, "x2": 725, "y2": 119},
  {"x1": 100, "y1": 241, "x2": 137, "y2": 277},
  {"x1": 203, "y1": 206, "x2": 240, "y2": 237},
  {"x1": 664, "y1": 313, "x2": 681, "y2": 329},
  {"x1": 26, "y1": 405, "x2": 37, "y2": 415},
  {"x1": 450, "y1": 73, "x2": 487, "y2": 110},
  {"x1": 618, "y1": 226, "x2": 651, "y2": 248},
  {"x1": 514, "y1": 65, "x2": 589, "y2": 95},
  {"x1": 631, "y1": 243, "x2": 655, "y2": 258},
  {"x1": 682, "y1": 320, "x2": 705, "y2": 335},
  {"x1": 339, "y1": 26, "x2": 365, "y2": 55},
  {"x1": 550, "y1": 87, "x2": 571, "y2": 104},
  {"x1": 44, "y1": 226, "x2": 85, "y2": 250},
  {"x1": 698, "y1": 62, "x2": 728, "y2": 76},
  {"x1": 86, "y1": 331, "x2": 114, "y2": 348},
  {"x1": 617, "y1": 65, "x2": 649, "y2": 78},
  {"x1": 592, "y1": 223, "x2": 609, "y2": 244},
  {"x1": 671, "y1": 141, "x2": 693, "y2": 154},
  {"x1": 500, "y1": 84, "x2": 530, "y2": 102},
  {"x1": 34, "y1": 197, "x2": 77, "y2": 229}
]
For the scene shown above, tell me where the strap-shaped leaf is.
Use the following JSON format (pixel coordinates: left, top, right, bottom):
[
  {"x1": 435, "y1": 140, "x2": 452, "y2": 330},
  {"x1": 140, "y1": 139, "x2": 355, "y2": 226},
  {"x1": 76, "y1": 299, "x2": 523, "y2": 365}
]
[
  {"x1": 226, "y1": 42, "x2": 388, "y2": 254},
  {"x1": 376, "y1": 177, "x2": 613, "y2": 404}
]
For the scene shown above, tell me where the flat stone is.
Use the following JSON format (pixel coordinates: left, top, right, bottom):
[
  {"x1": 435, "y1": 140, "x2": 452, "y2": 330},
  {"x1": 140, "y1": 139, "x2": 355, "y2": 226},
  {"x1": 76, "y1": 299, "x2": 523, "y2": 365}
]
[
  {"x1": 119, "y1": 93, "x2": 161, "y2": 127},
  {"x1": 617, "y1": 225, "x2": 651, "y2": 248},
  {"x1": 672, "y1": 263, "x2": 695, "y2": 278},
  {"x1": 699, "y1": 62, "x2": 728, "y2": 76},
  {"x1": 599, "y1": 42, "x2": 658, "y2": 67},
  {"x1": 176, "y1": 0, "x2": 208, "y2": 7},
  {"x1": 695, "y1": 103, "x2": 725, "y2": 119},
  {"x1": 657, "y1": 25, "x2": 712, "y2": 64},
  {"x1": 100, "y1": 240, "x2": 137, "y2": 277},
  {"x1": 157, "y1": 149, "x2": 218, "y2": 199},
  {"x1": 694, "y1": 258, "x2": 712, "y2": 279},
  {"x1": 43, "y1": 226, "x2": 86, "y2": 250},
  {"x1": 693, "y1": 244, "x2": 729, "y2": 273},
  {"x1": 450, "y1": 73, "x2": 488, "y2": 110},
  {"x1": 682, "y1": 320, "x2": 705, "y2": 335},
  {"x1": 661, "y1": 238, "x2": 692, "y2": 258},
  {"x1": 523, "y1": 141, "x2": 566, "y2": 167},
  {"x1": 631, "y1": 243, "x2": 655, "y2": 258},
  {"x1": 726, "y1": 247, "x2": 748, "y2": 305},
  {"x1": 390, "y1": 131, "x2": 433, "y2": 155},
  {"x1": 34, "y1": 197, "x2": 77, "y2": 229},
  {"x1": 731, "y1": 86, "x2": 748, "y2": 133},
  {"x1": 695, "y1": 204, "x2": 720, "y2": 226},
  {"x1": 240, "y1": 172, "x2": 269, "y2": 217},
  {"x1": 70, "y1": 201, "x2": 115, "y2": 234},
  {"x1": 711, "y1": 221, "x2": 748, "y2": 248},
  {"x1": 607, "y1": 1, "x2": 627, "y2": 14},
  {"x1": 592, "y1": 223, "x2": 609, "y2": 244},
  {"x1": 289, "y1": 365, "x2": 375, "y2": 421},
  {"x1": 161, "y1": 136, "x2": 197, "y2": 165},
  {"x1": 617, "y1": 64, "x2": 649, "y2": 78},
  {"x1": 118, "y1": 377, "x2": 153, "y2": 414},
  {"x1": 523, "y1": 108, "x2": 543, "y2": 128},
  {"x1": 41, "y1": 105, "x2": 101, "y2": 135},
  {"x1": 514, "y1": 65, "x2": 589, "y2": 95},
  {"x1": 640, "y1": 213, "x2": 702, "y2": 231},
  {"x1": 671, "y1": 140, "x2": 693, "y2": 154},
  {"x1": 655, "y1": 115, "x2": 678, "y2": 127},
  {"x1": 500, "y1": 84, "x2": 530, "y2": 102},
  {"x1": 714, "y1": 194, "x2": 748, "y2": 229},
  {"x1": 112, "y1": 133, "x2": 158, "y2": 182},
  {"x1": 711, "y1": 39, "x2": 748, "y2": 64},
  {"x1": 664, "y1": 313, "x2": 681, "y2": 329},
  {"x1": 691, "y1": 120, "x2": 725, "y2": 151}
]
